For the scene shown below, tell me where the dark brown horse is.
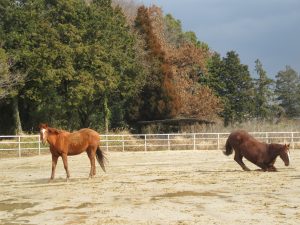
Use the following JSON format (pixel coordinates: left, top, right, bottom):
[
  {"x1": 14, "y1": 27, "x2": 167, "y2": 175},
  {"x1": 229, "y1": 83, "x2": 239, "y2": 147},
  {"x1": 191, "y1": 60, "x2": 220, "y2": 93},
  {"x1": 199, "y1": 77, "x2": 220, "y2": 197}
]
[
  {"x1": 224, "y1": 130, "x2": 290, "y2": 171},
  {"x1": 39, "y1": 123, "x2": 106, "y2": 181}
]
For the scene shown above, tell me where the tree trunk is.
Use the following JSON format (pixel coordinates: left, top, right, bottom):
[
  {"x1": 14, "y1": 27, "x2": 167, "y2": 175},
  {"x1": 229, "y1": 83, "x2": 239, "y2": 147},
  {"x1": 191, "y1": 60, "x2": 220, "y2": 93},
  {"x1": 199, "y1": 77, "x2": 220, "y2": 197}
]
[
  {"x1": 12, "y1": 97, "x2": 22, "y2": 134},
  {"x1": 103, "y1": 92, "x2": 111, "y2": 133}
]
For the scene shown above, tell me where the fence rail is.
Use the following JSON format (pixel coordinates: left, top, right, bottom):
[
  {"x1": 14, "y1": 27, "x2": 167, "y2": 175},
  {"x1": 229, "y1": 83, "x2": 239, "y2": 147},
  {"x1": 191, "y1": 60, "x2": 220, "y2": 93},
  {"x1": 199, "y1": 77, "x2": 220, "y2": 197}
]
[{"x1": 1, "y1": 132, "x2": 300, "y2": 157}]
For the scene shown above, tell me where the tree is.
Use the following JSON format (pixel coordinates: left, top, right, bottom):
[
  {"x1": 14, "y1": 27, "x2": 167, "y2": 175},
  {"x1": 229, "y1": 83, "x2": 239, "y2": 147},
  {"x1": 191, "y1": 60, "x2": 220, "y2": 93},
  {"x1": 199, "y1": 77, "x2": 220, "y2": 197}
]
[
  {"x1": 0, "y1": 48, "x2": 24, "y2": 134},
  {"x1": 0, "y1": 0, "x2": 34, "y2": 134},
  {"x1": 112, "y1": 0, "x2": 140, "y2": 25},
  {"x1": 1, "y1": 0, "x2": 146, "y2": 132},
  {"x1": 275, "y1": 66, "x2": 300, "y2": 118},
  {"x1": 134, "y1": 6, "x2": 180, "y2": 121},
  {"x1": 0, "y1": 48, "x2": 23, "y2": 99},
  {"x1": 205, "y1": 51, "x2": 254, "y2": 126},
  {"x1": 253, "y1": 59, "x2": 275, "y2": 120},
  {"x1": 140, "y1": 6, "x2": 222, "y2": 121}
]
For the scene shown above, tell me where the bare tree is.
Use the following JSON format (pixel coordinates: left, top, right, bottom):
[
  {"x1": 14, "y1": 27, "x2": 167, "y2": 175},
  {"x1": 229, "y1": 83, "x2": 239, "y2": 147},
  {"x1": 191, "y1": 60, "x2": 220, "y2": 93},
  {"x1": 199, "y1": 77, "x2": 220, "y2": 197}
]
[
  {"x1": 0, "y1": 60, "x2": 24, "y2": 100},
  {"x1": 0, "y1": 49, "x2": 25, "y2": 134},
  {"x1": 112, "y1": 0, "x2": 141, "y2": 24}
]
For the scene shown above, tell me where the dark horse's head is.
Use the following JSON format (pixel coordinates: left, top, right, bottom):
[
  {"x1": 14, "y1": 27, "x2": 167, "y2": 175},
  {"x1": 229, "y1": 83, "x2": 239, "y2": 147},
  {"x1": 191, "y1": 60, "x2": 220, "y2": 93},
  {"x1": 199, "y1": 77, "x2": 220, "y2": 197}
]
[{"x1": 279, "y1": 144, "x2": 290, "y2": 166}]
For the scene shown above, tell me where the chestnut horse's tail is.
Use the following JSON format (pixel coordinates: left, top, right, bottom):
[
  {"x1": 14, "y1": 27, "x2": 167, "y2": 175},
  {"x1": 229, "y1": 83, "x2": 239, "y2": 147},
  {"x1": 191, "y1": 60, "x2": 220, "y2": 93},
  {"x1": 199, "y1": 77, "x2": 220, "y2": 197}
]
[
  {"x1": 224, "y1": 138, "x2": 233, "y2": 156},
  {"x1": 96, "y1": 146, "x2": 107, "y2": 172}
]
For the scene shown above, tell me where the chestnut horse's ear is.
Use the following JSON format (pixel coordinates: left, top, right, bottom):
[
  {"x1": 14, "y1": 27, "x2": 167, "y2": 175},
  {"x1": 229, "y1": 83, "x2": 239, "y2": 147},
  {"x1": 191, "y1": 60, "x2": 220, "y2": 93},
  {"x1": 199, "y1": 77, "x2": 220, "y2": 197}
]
[{"x1": 39, "y1": 123, "x2": 48, "y2": 129}]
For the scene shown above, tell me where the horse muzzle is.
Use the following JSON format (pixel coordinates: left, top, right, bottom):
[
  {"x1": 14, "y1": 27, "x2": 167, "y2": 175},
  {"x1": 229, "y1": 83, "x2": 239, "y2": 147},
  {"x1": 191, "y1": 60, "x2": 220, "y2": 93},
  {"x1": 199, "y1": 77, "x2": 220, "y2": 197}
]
[
  {"x1": 41, "y1": 139, "x2": 47, "y2": 145},
  {"x1": 285, "y1": 161, "x2": 289, "y2": 166}
]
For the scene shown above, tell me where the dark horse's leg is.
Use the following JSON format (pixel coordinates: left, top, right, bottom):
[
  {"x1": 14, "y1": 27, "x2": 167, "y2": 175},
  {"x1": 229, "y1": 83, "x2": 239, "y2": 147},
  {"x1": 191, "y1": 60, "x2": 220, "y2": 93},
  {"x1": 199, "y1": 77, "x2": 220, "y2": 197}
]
[
  {"x1": 266, "y1": 160, "x2": 278, "y2": 172},
  {"x1": 267, "y1": 166, "x2": 277, "y2": 172},
  {"x1": 234, "y1": 153, "x2": 250, "y2": 171},
  {"x1": 50, "y1": 154, "x2": 58, "y2": 181},
  {"x1": 61, "y1": 153, "x2": 70, "y2": 181},
  {"x1": 256, "y1": 162, "x2": 277, "y2": 172},
  {"x1": 87, "y1": 148, "x2": 96, "y2": 178}
]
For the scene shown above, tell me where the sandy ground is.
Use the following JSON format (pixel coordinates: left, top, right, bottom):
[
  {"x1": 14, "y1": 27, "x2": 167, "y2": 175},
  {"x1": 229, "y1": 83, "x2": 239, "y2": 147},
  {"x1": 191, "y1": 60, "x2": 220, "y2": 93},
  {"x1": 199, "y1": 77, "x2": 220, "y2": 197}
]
[{"x1": 0, "y1": 149, "x2": 300, "y2": 225}]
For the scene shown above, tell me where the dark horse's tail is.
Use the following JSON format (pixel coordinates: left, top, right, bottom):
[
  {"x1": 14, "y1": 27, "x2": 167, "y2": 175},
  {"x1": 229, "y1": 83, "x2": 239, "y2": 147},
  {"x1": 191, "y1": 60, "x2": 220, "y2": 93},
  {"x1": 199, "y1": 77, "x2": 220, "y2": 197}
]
[
  {"x1": 96, "y1": 146, "x2": 107, "y2": 172},
  {"x1": 224, "y1": 138, "x2": 233, "y2": 156}
]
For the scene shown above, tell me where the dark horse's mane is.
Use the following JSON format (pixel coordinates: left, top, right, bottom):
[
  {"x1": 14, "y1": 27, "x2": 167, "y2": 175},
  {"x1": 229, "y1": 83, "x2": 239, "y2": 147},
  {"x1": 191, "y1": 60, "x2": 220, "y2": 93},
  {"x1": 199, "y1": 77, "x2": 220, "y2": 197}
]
[{"x1": 268, "y1": 143, "x2": 285, "y2": 154}]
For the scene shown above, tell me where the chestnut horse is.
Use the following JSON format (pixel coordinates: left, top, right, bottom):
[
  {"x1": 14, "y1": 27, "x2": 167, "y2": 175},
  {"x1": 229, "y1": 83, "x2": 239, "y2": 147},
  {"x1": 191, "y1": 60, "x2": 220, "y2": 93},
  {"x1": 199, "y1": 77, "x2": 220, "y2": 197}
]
[
  {"x1": 224, "y1": 130, "x2": 290, "y2": 171},
  {"x1": 39, "y1": 123, "x2": 106, "y2": 181}
]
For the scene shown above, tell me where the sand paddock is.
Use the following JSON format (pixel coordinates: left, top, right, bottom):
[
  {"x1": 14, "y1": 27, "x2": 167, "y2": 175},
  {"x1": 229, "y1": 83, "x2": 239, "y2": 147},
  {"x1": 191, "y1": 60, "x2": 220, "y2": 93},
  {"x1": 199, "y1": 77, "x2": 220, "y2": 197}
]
[{"x1": 0, "y1": 150, "x2": 300, "y2": 225}]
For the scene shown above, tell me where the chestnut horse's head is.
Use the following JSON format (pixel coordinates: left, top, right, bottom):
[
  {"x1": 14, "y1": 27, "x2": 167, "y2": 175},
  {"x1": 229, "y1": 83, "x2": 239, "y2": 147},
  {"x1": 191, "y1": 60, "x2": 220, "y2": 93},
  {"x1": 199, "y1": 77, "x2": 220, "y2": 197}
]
[
  {"x1": 279, "y1": 144, "x2": 290, "y2": 166},
  {"x1": 39, "y1": 123, "x2": 49, "y2": 144}
]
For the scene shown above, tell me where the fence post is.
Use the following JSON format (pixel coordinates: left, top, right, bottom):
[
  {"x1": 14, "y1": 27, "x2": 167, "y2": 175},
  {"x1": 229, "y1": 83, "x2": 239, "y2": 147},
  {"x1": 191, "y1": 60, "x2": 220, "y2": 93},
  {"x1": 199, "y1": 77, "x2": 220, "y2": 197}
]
[
  {"x1": 193, "y1": 134, "x2": 196, "y2": 150},
  {"x1": 217, "y1": 133, "x2": 220, "y2": 150},
  {"x1": 144, "y1": 134, "x2": 147, "y2": 151},
  {"x1": 105, "y1": 135, "x2": 109, "y2": 152},
  {"x1": 168, "y1": 134, "x2": 170, "y2": 151},
  {"x1": 18, "y1": 136, "x2": 21, "y2": 158},
  {"x1": 122, "y1": 135, "x2": 125, "y2": 152},
  {"x1": 38, "y1": 135, "x2": 41, "y2": 155},
  {"x1": 292, "y1": 132, "x2": 295, "y2": 150}
]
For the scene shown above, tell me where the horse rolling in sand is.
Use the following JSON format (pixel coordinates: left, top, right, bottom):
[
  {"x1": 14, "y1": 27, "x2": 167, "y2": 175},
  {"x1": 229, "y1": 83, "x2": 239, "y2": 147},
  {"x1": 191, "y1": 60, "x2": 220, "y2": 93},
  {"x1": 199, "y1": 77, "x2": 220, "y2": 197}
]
[
  {"x1": 224, "y1": 130, "x2": 290, "y2": 171},
  {"x1": 39, "y1": 123, "x2": 106, "y2": 181}
]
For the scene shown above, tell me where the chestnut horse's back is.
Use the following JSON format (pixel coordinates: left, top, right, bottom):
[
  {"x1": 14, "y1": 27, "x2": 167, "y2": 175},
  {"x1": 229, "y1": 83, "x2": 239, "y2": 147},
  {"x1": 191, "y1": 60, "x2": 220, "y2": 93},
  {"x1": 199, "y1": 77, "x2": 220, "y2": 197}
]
[{"x1": 78, "y1": 128, "x2": 100, "y2": 144}]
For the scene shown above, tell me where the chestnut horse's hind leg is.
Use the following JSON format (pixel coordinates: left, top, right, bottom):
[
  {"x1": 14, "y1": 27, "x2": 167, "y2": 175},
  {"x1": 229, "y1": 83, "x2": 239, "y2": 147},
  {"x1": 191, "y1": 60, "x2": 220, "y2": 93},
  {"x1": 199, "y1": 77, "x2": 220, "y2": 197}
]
[
  {"x1": 234, "y1": 153, "x2": 250, "y2": 171},
  {"x1": 50, "y1": 154, "x2": 59, "y2": 181},
  {"x1": 87, "y1": 149, "x2": 96, "y2": 178},
  {"x1": 61, "y1": 153, "x2": 70, "y2": 181}
]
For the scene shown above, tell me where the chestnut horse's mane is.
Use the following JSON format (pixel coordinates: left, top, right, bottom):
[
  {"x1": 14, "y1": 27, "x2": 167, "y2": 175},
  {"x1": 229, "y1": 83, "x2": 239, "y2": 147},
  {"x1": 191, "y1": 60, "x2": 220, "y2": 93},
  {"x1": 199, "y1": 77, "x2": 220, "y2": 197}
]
[{"x1": 47, "y1": 127, "x2": 67, "y2": 134}]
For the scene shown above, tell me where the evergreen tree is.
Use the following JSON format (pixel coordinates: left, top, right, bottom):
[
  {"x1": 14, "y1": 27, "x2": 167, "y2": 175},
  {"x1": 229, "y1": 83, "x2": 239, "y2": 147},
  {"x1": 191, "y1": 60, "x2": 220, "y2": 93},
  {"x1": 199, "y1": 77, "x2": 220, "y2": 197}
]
[
  {"x1": 253, "y1": 59, "x2": 274, "y2": 120},
  {"x1": 205, "y1": 51, "x2": 254, "y2": 126},
  {"x1": 275, "y1": 66, "x2": 300, "y2": 118},
  {"x1": 222, "y1": 51, "x2": 255, "y2": 125},
  {"x1": 1, "y1": 0, "x2": 145, "y2": 132},
  {"x1": 203, "y1": 53, "x2": 226, "y2": 96}
]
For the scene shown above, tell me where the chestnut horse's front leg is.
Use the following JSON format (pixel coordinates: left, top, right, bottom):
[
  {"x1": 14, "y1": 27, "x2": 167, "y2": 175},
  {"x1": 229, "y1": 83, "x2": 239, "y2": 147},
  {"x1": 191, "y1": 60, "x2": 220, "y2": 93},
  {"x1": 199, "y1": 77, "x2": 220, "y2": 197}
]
[
  {"x1": 62, "y1": 153, "x2": 70, "y2": 181},
  {"x1": 50, "y1": 154, "x2": 58, "y2": 181}
]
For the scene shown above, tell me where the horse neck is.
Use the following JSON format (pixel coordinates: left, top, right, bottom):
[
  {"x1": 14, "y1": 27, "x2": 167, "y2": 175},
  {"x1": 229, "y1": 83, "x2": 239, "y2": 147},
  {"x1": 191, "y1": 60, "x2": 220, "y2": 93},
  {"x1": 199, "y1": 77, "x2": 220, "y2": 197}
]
[
  {"x1": 46, "y1": 127, "x2": 65, "y2": 145},
  {"x1": 267, "y1": 144, "x2": 282, "y2": 157},
  {"x1": 47, "y1": 133, "x2": 58, "y2": 146}
]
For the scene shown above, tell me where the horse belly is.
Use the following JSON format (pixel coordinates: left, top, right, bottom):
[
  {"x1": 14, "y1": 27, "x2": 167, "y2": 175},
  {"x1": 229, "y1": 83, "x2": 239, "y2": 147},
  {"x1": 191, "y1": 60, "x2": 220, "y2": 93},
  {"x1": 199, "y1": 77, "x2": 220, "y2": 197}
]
[
  {"x1": 67, "y1": 146, "x2": 86, "y2": 156},
  {"x1": 241, "y1": 148, "x2": 260, "y2": 165},
  {"x1": 68, "y1": 143, "x2": 88, "y2": 155}
]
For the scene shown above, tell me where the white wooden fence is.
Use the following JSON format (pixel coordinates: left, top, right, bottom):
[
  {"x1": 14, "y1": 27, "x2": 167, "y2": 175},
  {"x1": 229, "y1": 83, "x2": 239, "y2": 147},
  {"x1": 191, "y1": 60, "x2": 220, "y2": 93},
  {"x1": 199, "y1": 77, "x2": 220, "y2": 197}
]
[{"x1": 0, "y1": 132, "x2": 300, "y2": 157}]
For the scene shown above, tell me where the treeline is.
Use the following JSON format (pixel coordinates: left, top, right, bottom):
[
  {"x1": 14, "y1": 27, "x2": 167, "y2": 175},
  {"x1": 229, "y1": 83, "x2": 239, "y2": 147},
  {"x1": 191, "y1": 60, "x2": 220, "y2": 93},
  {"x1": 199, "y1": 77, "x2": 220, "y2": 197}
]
[{"x1": 0, "y1": 0, "x2": 299, "y2": 134}]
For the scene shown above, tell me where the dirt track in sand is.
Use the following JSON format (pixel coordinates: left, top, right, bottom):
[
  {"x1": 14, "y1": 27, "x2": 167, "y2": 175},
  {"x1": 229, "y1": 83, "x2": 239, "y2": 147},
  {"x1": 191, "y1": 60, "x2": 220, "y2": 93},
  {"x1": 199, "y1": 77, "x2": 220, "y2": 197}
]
[{"x1": 0, "y1": 150, "x2": 300, "y2": 225}]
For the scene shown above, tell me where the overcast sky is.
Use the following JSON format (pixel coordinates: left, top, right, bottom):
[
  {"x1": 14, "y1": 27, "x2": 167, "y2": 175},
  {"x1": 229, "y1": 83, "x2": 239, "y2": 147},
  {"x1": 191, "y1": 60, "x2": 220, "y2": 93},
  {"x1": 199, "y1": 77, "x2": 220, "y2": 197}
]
[{"x1": 139, "y1": 0, "x2": 300, "y2": 78}]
